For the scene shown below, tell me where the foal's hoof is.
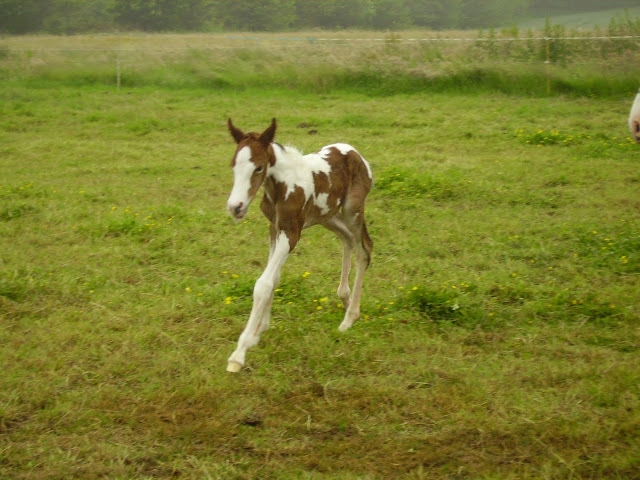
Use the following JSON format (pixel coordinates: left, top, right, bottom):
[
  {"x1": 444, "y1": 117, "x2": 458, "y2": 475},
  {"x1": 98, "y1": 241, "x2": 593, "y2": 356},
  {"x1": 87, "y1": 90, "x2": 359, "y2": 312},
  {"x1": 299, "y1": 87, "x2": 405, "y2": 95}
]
[
  {"x1": 339, "y1": 311, "x2": 359, "y2": 331},
  {"x1": 226, "y1": 361, "x2": 243, "y2": 373},
  {"x1": 339, "y1": 319, "x2": 355, "y2": 332}
]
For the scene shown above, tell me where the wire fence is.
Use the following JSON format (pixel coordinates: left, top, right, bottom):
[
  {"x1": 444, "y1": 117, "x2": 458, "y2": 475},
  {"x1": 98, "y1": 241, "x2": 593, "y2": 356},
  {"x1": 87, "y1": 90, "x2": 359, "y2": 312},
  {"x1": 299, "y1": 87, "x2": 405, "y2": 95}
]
[{"x1": 5, "y1": 33, "x2": 640, "y2": 49}]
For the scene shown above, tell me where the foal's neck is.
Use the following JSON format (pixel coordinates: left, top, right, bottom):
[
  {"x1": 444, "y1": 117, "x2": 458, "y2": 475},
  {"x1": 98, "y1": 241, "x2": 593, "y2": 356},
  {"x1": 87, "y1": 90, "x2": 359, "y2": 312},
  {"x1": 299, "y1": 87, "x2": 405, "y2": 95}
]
[{"x1": 270, "y1": 143, "x2": 304, "y2": 171}]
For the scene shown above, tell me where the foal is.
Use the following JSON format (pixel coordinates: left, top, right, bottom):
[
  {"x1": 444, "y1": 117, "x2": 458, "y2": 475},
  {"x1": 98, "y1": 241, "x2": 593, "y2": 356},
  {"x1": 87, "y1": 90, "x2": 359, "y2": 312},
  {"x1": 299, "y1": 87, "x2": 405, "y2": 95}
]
[
  {"x1": 224, "y1": 118, "x2": 373, "y2": 372},
  {"x1": 630, "y1": 88, "x2": 640, "y2": 144}
]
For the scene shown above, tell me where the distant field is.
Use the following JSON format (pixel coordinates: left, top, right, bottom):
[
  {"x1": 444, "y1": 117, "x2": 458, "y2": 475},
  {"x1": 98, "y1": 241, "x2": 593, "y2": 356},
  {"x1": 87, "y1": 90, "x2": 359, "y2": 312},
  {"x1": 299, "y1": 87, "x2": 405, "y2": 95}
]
[
  {"x1": 517, "y1": 5, "x2": 640, "y2": 30},
  {"x1": 2, "y1": 26, "x2": 639, "y2": 97}
]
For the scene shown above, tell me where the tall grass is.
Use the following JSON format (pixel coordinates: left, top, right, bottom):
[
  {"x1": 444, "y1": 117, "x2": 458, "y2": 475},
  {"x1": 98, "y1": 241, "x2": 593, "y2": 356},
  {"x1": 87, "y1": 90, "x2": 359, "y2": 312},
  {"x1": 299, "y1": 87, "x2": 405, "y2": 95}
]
[{"x1": 1, "y1": 26, "x2": 639, "y2": 96}]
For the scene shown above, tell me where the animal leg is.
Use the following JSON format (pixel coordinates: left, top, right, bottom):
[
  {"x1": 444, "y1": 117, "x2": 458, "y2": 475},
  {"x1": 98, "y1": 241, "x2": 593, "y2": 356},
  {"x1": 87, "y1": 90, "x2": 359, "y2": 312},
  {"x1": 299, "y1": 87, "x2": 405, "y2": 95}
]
[
  {"x1": 268, "y1": 221, "x2": 277, "y2": 260},
  {"x1": 323, "y1": 218, "x2": 355, "y2": 311},
  {"x1": 339, "y1": 219, "x2": 372, "y2": 332},
  {"x1": 257, "y1": 223, "x2": 278, "y2": 335},
  {"x1": 227, "y1": 231, "x2": 292, "y2": 372},
  {"x1": 338, "y1": 242, "x2": 353, "y2": 310}
]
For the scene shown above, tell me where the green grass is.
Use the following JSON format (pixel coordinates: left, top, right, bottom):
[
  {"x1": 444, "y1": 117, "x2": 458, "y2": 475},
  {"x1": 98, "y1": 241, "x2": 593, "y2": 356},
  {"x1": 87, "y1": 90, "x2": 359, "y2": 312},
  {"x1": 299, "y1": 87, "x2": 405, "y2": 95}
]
[{"x1": 1, "y1": 74, "x2": 639, "y2": 478}]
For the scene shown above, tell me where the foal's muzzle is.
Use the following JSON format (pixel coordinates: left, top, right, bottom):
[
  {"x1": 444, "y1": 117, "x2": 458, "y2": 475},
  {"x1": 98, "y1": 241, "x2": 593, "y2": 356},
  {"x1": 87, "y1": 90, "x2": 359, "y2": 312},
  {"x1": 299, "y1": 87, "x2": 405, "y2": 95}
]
[{"x1": 227, "y1": 201, "x2": 247, "y2": 219}]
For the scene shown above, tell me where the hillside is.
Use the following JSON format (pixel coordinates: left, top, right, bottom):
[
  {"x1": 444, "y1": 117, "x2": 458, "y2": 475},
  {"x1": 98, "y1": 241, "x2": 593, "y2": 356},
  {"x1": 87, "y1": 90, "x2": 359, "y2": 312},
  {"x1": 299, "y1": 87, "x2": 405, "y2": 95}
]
[{"x1": 516, "y1": 5, "x2": 640, "y2": 30}]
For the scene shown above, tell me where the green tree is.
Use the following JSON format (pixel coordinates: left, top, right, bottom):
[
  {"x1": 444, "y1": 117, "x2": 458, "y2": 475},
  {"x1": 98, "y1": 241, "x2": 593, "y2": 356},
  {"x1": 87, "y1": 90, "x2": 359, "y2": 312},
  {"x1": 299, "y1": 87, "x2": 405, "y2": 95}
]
[
  {"x1": 528, "y1": 0, "x2": 637, "y2": 16},
  {"x1": 294, "y1": 0, "x2": 373, "y2": 29},
  {"x1": 112, "y1": 0, "x2": 214, "y2": 31},
  {"x1": 461, "y1": 0, "x2": 530, "y2": 29},
  {"x1": 295, "y1": 0, "x2": 337, "y2": 28},
  {"x1": 112, "y1": 0, "x2": 169, "y2": 30},
  {"x1": 333, "y1": 0, "x2": 375, "y2": 28},
  {"x1": 371, "y1": 0, "x2": 411, "y2": 29},
  {"x1": 43, "y1": 0, "x2": 115, "y2": 34},
  {"x1": 428, "y1": 0, "x2": 465, "y2": 29},
  {"x1": 0, "y1": 0, "x2": 50, "y2": 33},
  {"x1": 213, "y1": 0, "x2": 296, "y2": 31},
  {"x1": 404, "y1": 0, "x2": 441, "y2": 28}
]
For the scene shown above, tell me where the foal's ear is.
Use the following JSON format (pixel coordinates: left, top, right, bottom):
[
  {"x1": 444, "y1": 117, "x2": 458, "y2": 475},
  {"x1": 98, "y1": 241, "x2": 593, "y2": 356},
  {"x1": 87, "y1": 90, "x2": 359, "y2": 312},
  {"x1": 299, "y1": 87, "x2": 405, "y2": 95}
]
[
  {"x1": 228, "y1": 118, "x2": 245, "y2": 144},
  {"x1": 259, "y1": 118, "x2": 277, "y2": 146}
]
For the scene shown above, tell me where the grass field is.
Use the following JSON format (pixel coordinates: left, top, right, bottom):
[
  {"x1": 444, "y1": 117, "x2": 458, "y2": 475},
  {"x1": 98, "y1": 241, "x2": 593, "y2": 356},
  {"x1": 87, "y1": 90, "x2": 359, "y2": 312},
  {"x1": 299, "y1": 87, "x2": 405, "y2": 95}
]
[{"x1": 1, "y1": 32, "x2": 640, "y2": 479}]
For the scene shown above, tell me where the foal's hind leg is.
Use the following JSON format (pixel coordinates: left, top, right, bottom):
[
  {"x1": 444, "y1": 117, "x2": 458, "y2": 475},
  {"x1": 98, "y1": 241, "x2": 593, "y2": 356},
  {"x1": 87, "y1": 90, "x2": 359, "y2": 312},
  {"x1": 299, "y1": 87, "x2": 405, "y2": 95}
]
[
  {"x1": 338, "y1": 241, "x2": 353, "y2": 310},
  {"x1": 324, "y1": 217, "x2": 355, "y2": 311},
  {"x1": 339, "y1": 216, "x2": 372, "y2": 332}
]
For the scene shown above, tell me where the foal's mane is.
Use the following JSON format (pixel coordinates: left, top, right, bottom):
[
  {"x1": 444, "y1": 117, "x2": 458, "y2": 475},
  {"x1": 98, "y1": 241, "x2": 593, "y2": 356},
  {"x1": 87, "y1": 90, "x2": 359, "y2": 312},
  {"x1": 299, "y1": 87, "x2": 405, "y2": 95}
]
[{"x1": 273, "y1": 143, "x2": 304, "y2": 161}]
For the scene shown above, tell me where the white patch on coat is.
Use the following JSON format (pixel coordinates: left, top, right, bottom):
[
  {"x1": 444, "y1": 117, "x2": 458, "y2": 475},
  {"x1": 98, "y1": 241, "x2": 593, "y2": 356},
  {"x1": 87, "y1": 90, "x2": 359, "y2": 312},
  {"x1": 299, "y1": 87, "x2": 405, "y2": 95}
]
[
  {"x1": 315, "y1": 192, "x2": 330, "y2": 215},
  {"x1": 629, "y1": 91, "x2": 640, "y2": 137},
  {"x1": 320, "y1": 143, "x2": 354, "y2": 156},
  {"x1": 270, "y1": 145, "x2": 332, "y2": 201},
  {"x1": 320, "y1": 143, "x2": 373, "y2": 180},
  {"x1": 227, "y1": 146, "x2": 255, "y2": 212}
]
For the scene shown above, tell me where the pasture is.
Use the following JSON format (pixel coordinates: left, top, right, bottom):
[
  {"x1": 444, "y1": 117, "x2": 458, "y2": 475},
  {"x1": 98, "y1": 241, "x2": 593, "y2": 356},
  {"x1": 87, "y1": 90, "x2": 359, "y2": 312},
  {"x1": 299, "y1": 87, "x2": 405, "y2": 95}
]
[{"x1": 1, "y1": 33, "x2": 640, "y2": 479}]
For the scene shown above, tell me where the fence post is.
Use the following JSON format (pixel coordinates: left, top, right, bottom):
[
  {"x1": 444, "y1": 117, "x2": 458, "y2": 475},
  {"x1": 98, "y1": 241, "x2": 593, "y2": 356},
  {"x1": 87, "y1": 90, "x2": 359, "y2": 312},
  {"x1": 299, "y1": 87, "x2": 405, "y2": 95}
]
[
  {"x1": 545, "y1": 37, "x2": 551, "y2": 95},
  {"x1": 116, "y1": 48, "x2": 121, "y2": 91}
]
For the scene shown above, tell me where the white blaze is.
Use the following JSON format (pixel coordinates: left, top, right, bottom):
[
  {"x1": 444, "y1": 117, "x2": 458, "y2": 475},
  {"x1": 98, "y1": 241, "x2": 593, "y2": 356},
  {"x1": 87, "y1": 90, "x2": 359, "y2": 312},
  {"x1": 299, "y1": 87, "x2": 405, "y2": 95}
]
[{"x1": 227, "y1": 146, "x2": 254, "y2": 213}]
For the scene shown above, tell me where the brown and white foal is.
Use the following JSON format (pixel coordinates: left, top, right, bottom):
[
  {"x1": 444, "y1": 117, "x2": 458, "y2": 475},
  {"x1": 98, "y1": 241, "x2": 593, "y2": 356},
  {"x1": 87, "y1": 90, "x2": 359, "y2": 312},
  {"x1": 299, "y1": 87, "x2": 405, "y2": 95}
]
[{"x1": 224, "y1": 118, "x2": 373, "y2": 372}]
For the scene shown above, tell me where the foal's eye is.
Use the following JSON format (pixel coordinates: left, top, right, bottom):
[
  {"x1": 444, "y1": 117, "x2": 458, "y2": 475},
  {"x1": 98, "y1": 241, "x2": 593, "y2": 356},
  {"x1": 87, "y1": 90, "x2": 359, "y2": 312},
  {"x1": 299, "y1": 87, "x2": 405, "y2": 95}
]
[{"x1": 254, "y1": 166, "x2": 264, "y2": 174}]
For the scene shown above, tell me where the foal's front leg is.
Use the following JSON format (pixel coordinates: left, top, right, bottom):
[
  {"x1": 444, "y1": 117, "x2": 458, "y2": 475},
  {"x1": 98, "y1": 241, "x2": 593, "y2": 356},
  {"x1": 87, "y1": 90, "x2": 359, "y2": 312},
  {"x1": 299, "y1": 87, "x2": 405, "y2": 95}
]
[
  {"x1": 259, "y1": 223, "x2": 279, "y2": 335},
  {"x1": 226, "y1": 230, "x2": 292, "y2": 373}
]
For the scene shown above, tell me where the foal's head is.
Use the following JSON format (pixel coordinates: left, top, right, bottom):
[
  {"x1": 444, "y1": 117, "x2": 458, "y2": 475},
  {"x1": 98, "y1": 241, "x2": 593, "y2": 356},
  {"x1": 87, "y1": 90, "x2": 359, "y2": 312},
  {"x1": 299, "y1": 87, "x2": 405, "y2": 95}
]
[
  {"x1": 631, "y1": 93, "x2": 640, "y2": 145},
  {"x1": 632, "y1": 118, "x2": 640, "y2": 145},
  {"x1": 226, "y1": 118, "x2": 277, "y2": 219}
]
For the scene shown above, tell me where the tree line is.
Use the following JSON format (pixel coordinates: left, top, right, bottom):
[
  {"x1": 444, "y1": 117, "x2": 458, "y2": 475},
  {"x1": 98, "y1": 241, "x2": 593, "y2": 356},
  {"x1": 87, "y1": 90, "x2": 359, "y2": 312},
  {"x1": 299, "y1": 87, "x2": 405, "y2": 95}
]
[{"x1": 1, "y1": 0, "x2": 637, "y2": 34}]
